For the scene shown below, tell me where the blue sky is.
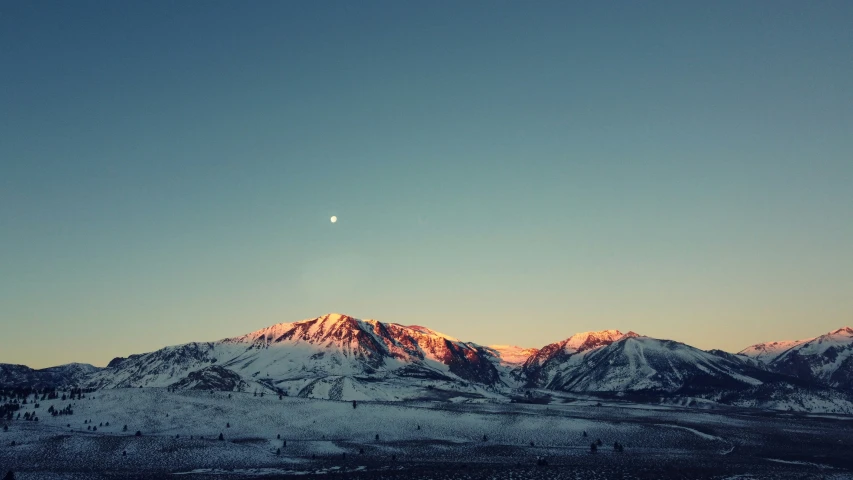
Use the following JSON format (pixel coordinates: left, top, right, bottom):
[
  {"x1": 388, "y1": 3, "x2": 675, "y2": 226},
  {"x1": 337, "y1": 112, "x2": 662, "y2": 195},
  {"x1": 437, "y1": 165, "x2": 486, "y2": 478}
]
[{"x1": 1, "y1": 1, "x2": 851, "y2": 368}]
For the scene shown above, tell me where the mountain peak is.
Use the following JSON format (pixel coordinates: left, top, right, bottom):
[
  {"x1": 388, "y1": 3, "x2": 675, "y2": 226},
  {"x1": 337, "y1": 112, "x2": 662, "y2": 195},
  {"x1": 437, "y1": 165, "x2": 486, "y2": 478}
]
[
  {"x1": 320, "y1": 313, "x2": 355, "y2": 323},
  {"x1": 830, "y1": 326, "x2": 853, "y2": 336},
  {"x1": 562, "y1": 330, "x2": 624, "y2": 353}
]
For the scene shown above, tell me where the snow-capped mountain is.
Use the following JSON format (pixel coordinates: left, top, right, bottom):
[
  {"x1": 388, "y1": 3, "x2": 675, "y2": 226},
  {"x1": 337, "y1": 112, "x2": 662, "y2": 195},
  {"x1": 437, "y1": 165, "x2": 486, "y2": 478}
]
[
  {"x1": 516, "y1": 330, "x2": 628, "y2": 388},
  {"x1": 0, "y1": 362, "x2": 101, "y2": 389},
  {"x1": 738, "y1": 339, "x2": 810, "y2": 363},
  {"x1": 3, "y1": 314, "x2": 852, "y2": 413},
  {"x1": 547, "y1": 335, "x2": 774, "y2": 393},
  {"x1": 85, "y1": 314, "x2": 504, "y2": 398},
  {"x1": 485, "y1": 345, "x2": 539, "y2": 366},
  {"x1": 758, "y1": 327, "x2": 853, "y2": 390}
]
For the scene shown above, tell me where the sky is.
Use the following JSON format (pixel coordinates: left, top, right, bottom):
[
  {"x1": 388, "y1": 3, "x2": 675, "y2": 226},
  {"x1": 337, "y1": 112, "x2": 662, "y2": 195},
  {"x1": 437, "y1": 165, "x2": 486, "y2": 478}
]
[{"x1": 1, "y1": 1, "x2": 851, "y2": 368}]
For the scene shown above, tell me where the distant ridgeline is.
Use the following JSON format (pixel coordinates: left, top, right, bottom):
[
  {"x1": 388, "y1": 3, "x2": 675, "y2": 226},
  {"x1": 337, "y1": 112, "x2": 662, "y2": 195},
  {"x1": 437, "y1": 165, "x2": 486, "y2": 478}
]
[{"x1": 2, "y1": 314, "x2": 852, "y2": 414}]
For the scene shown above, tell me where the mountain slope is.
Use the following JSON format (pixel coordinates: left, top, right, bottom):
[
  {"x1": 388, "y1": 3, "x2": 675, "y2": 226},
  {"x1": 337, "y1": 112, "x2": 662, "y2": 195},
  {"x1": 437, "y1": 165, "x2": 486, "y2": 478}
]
[
  {"x1": 86, "y1": 314, "x2": 504, "y2": 397},
  {"x1": 765, "y1": 327, "x2": 853, "y2": 389},
  {"x1": 5, "y1": 315, "x2": 853, "y2": 413},
  {"x1": 550, "y1": 335, "x2": 774, "y2": 393},
  {"x1": 517, "y1": 330, "x2": 628, "y2": 388},
  {"x1": 0, "y1": 362, "x2": 100, "y2": 389}
]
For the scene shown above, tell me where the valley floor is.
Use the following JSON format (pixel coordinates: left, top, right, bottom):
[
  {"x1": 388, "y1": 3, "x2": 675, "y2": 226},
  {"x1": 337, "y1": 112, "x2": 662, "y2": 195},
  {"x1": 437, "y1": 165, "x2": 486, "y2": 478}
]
[{"x1": 1, "y1": 389, "x2": 852, "y2": 479}]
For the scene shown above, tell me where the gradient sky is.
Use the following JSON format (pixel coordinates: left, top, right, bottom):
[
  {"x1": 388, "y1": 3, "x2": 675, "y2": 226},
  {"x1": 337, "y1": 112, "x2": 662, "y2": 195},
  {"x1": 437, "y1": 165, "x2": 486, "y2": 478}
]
[{"x1": 2, "y1": 1, "x2": 851, "y2": 369}]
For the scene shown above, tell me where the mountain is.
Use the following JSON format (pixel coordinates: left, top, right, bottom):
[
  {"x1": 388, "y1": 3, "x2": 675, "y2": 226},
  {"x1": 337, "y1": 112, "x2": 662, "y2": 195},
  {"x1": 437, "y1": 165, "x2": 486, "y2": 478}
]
[
  {"x1": 547, "y1": 335, "x2": 780, "y2": 394},
  {"x1": 486, "y1": 345, "x2": 539, "y2": 366},
  {"x1": 4, "y1": 315, "x2": 852, "y2": 413},
  {"x1": 738, "y1": 339, "x2": 810, "y2": 363},
  {"x1": 517, "y1": 330, "x2": 628, "y2": 388},
  {"x1": 85, "y1": 313, "x2": 504, "y2": 398},
  {"x1": 757, "y1": 327, "x2": 853, "y2": 390},
  {"x1": 0, "y1": 362, "x2": 100, "y2": 389}
]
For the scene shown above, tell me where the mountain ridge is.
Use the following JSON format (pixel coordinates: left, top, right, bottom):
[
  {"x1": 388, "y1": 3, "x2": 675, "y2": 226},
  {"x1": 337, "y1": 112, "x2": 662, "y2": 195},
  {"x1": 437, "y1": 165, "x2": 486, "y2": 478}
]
[{"x1": 3, "y1": 314, "x2": 852, "y2": 413}]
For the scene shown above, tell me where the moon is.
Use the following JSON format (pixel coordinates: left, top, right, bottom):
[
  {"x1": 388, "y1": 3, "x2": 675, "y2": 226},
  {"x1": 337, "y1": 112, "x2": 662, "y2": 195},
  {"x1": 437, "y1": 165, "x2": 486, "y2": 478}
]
[{"x1": 330, "y1": 216, "x2": 337, "y2": 224}]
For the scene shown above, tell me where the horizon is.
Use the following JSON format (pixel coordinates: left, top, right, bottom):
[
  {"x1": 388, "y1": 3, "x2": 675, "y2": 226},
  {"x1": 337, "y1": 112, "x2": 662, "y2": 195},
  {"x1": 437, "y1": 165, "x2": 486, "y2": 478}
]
[
  {"x1": 9, "y1": 311, "x2": 853, "y2": 370},
  {"x1": 2, "y1": 1, "x2": 852, "y2": 369}
]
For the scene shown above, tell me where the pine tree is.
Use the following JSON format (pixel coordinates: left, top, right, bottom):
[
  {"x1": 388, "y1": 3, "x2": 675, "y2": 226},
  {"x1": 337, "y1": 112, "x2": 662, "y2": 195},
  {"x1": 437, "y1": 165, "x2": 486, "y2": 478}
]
[
  {"x1": 226, "y1": 422, "x2": 230, "y2": 428},
  {"x1": 590, "y1": 443, "x2": 597, "y2": 453},
  {"x1": 123, "y1": 425, "x2": 128, "y2": 432},
  {"x1": 3, "y1": 470, "x2": 15, "y2": 480},
  {"x1": 218, "y1": 433, "x2": 224, "y2": 441},
  {"x1": 276, "y1": 448, "x2": 281, "y2": 455},
  {"x1": 135, "y1": 431, "x2": 141, "y2": 437}
]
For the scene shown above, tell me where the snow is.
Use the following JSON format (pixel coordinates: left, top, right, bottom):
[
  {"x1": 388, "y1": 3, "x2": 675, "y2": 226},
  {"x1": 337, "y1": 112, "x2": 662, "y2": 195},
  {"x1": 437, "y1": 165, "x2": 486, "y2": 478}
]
[
  {"x1": 654, "y1": 424, "x2": 723, "y2": 441},
  {"x1": 737, "y1": 340, "x2": 809, "y2": 363},
  {"x1": 486, "y1": 345, "x2": 538, "y2": 365},
  {"x1": 561, "y1": 330, "x2": 625, "y2": 354}
]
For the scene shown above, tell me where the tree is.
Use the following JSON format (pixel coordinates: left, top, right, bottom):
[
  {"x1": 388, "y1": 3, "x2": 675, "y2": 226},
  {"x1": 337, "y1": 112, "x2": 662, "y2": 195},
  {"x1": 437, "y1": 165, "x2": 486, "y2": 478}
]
[
  {"x1": 218, "y1": 433, "x2": 224, "y2": 441},
  {"x1": 276, "y1": 434, "x2": 280, "y2": 439},
  {"x1": 122, "y1": 450, "x2": 126, "y2": 457},
  {"x1": 3, "y1": 470, "x2": 15, "y2": 480},
  {"x1": 283, "y1": 440, "x2": 287, "y2": 447},
  {"x1": 135, "y1": 431, "x2": 142, "y2": 437},
  {"x1": 123, "y1": 425, "x2": 128, "y2": 432},
  {"x1": 582, "y1": 431, "x2": 587, "y2": 437},
  {"x1": 2, "y1": 425, "x2": 7, "y2": 432},
  {"x1": 375, "y1": 434, "x2": 379, "y2": 441},
  {"x1": 359, "y1": 448, "x2": 364, "y2": 455},
  {"x1": 482, "y1": 434, "x2": 488, "y2": 442},
  {"x1": 590, "y1": 443, "x2": 597, "y2": 453},
  {"x1": 226, "y1": 422, "x2": 230, "y2": 428},
  {"x1": 530, "y1": 441, "x2": 535, "y2": 446},
  {"x1": 276, "y1": 448, "x2": 281, "y2": 455},
  {"x1": 352, "y1": 400, "x2": 357, "y2": 409}
]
